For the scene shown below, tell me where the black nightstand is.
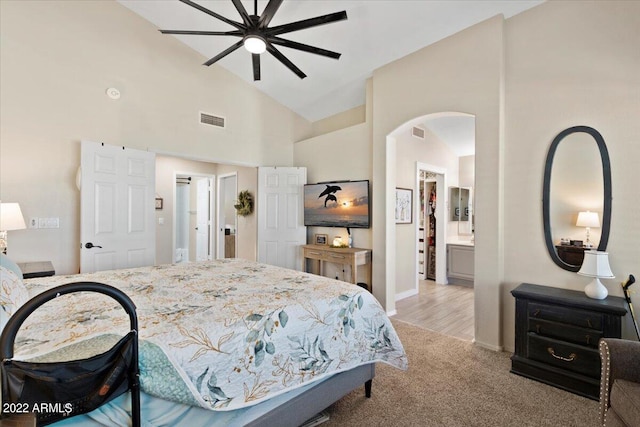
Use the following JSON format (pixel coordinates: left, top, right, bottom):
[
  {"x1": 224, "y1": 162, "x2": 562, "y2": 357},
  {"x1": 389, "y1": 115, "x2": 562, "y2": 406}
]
[
  {"x1": 555, "y1": 245, "x2": 588, "y2": 265},
  {"x1": 511, "y1": 283, "x2": 627, "y2": 400},
  {"x1": 17, "y1": 261, "x2": 55, "y2": 279}
]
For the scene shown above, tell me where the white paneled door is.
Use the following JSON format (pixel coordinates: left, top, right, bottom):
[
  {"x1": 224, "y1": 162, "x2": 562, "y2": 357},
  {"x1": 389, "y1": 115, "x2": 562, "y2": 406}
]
[
  {"x1": 196, "y1": 177, "x2": 213, "y2": 262},
  {"x1": 80, "y1": 141, "x2": 156, "y2": 273},
  {"x1": 257, "y1": 167, "x2": 306, "y2": 270}
]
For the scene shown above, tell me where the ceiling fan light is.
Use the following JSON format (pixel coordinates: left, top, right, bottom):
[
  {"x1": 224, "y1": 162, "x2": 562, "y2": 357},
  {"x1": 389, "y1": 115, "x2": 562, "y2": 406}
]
[{"x1": 244, "y1": 36, "x2": 266, "y2": 54}]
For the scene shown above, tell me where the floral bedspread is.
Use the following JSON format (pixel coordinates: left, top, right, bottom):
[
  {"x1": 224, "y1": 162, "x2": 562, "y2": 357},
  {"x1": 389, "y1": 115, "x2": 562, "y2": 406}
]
[{"x1": 16, "y1": 259, "x2": 408, "y2": 411}]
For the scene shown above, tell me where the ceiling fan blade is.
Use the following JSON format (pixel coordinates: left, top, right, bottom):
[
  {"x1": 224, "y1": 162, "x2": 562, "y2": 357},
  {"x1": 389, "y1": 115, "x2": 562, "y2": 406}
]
[
  {"x1": 258, "y1": 0, "x2": 284, "y2": 29},
  {"x1": 159, "y1": 30, "x2": 243, "y2": 37},
  {"x1": 203, "y1": 40, "x2": 244, "y2": 66},
  {"x1": 230, "y1": 0, "x2": 252, "y2": 27},
  {"x1": 267, "y1": 36, "x2": 341, "y2": 59},
  {"x1": 266, "y1": 43, "x2": 306, "y2": 79},
  {"x1": 266, "y1": 11, "x2": 347, "y2": 36},
  {"x1": 252, "y1": 53, "x2": 261, "y2": 81},
  {"x1": 179, "y1": 0, "x2": 245, "y2": 31}
]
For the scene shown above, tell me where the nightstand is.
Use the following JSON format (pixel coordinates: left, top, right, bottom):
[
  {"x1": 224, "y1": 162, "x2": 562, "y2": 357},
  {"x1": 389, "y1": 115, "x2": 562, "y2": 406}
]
[
  {"x1": 17, "y1": 261, "x2": 55, "y2": 279},
  {"x1": 511, "y1": 283, "x2": 627, "y2": 400},
  {"x1": 555, "y1": 245, "x2": 588, "y2": 265}
]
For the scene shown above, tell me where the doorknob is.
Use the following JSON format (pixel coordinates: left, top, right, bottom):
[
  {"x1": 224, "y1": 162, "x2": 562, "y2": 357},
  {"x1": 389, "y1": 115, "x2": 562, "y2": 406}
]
[{"x1": 85, "y1": 242, "x2": 102, "y2": 249}]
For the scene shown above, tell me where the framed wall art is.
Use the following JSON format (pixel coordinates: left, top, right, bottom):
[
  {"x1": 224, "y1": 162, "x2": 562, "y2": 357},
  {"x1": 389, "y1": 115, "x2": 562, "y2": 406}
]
[{"x1": 395, "y1": 188, "x2": 413, "y2": 224}]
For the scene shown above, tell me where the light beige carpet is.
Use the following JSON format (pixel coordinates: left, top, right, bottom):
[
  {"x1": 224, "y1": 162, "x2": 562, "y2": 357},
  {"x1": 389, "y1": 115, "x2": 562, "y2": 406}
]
[{"x1": 324, "y1": 320, "x2": 599, "y2": 426}]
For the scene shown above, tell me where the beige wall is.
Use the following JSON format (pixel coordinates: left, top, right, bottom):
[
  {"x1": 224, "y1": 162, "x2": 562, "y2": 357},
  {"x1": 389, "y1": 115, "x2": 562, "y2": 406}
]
[
  {"x1": 310, "y1": 106, "x2": 366, "y2": 138},
  {"x1": 0, "y1": 0, "x2": 309, "y2": 274},
  {"x1": 502, "y1": 1, "x2": 640, "y2": 345},
  {"x1": 372, "y1": 14, "x2": 505, "y2": 349},
  {"x1": 459, "y1": 156, "x2": 475, "y2": 189},
  {"x1": 293, "y1": 122, "x2": 372, "y2": 281}
]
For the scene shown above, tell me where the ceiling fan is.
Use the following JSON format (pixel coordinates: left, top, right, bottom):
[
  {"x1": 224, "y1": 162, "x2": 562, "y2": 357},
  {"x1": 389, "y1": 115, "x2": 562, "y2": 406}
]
[{"x1": 160, "y1": 0, "x2": 348, "y2": 80}]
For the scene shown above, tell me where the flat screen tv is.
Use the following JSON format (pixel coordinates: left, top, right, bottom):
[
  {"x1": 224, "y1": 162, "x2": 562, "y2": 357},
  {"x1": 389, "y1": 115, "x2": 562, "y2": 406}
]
[{"x1": 304, "y1": 180, "x2": 370, "y2": 228}]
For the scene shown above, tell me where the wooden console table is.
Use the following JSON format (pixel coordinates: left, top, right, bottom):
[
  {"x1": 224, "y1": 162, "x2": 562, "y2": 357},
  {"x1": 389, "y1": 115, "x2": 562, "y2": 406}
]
[{"x1": 302, "y1": 245, "x2": 372, "y2": 291}]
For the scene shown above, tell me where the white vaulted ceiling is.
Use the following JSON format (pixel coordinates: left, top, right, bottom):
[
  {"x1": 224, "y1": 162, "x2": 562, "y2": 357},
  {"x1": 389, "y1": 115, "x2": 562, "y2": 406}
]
[{"x1": 118, "y1": 0, "x2": 543, "y2": 123}]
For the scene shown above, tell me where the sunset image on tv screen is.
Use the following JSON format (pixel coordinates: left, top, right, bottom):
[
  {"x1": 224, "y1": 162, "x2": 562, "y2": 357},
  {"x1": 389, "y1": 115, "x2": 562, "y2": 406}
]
[{"x1": 304, "y1": 180, "x2": 370, "y2": 228}]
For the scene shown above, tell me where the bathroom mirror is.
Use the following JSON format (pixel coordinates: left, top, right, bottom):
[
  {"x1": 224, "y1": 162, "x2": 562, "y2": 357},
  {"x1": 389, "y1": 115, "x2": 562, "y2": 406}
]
[
  {"x1": 450, "y1": 187, "x2": 460, "y2": 221},
  {"x1": 449, "y1": 186, "x2": 473, "y2": 235},
  {"x1": 542, "y1": 126, "x2": 612, "y2": 272},
  {"x1": 458, "y1": 187, "x2": 472, "y2": 235}
]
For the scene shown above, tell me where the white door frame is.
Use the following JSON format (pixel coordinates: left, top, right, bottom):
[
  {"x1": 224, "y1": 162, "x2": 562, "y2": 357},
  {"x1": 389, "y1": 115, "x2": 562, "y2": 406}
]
[
  {"x1": 217, "y1": 173, "x2": 237, "y2": 259},
  {"x1": 172, "y1": 171, "x2": 215, "y2": 263},
  {"x1": 415, "y1": 162, "x2": 447, "y2": 290}
]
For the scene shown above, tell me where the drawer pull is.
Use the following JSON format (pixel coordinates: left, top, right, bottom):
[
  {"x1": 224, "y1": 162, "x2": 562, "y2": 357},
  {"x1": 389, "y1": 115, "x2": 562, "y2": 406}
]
[
  {"x1": 532, "y1": 309, "x2": 540, "y2": 317},
  {"x1": 585, "y1": 335, "x2": 591, "y2": 345},
  {"x1": 535, "y1": 325, "x2": 541, "y2": 334},
  {"x1": 547, "y1": 347, "x2": 577, "y2": 362},
  {"x1": 587, "y1": 319, "x2": 593, "y2": 328},
  {"x1": 308, "y1": 251, "x2": 321, "y2": 255},
  {"x1": 329, "y1": 254, "x2": 346, "y2": 259}
]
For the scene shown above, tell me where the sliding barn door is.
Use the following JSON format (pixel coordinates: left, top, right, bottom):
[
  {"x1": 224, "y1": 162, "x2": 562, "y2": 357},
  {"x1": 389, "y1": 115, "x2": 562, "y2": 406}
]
[
  {"x1": 257, "y1": 167, "x2": 306, "y2": 270},
  {"x1": 80, "y1": 141, "x2": 156, "y2": 273}
]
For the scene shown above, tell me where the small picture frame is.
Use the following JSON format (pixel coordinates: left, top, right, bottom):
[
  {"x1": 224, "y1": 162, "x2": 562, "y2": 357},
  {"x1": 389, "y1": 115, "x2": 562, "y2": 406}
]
[
  {"x1": 395, "y1": 188, "x2": 413, "y2": 224},
  {"x1": 155, "y1": 198, "x2": 163, "y2": 210},
  {"x1": 314, "y1": 233, "x2": 328, "y2": 245}
]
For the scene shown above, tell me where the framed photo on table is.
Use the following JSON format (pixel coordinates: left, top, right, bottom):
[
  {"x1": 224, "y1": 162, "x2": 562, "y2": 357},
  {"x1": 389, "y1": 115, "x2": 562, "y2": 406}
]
[
  {"x1": 314, "y1": 234, "x2": 328, "y2": 245},
  {"x1": 395, "y1": 188, "x2": 413, "y2": 224}
]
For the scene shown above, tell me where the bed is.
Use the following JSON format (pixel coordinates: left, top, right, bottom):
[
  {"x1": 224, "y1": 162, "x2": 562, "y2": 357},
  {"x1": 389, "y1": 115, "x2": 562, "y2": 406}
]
[{"x1": 1, "y1": 258, "x2": 407, "y2": 426}]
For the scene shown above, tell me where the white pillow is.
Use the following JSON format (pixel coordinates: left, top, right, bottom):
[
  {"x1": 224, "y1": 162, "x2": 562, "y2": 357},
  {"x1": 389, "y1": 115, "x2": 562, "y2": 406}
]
[
  {"x1": 0, "y1": 253, "x2": 23, "y2": 279},
  {"x1": 1, "y1": 265, "x2": 30, "y2": 331}
]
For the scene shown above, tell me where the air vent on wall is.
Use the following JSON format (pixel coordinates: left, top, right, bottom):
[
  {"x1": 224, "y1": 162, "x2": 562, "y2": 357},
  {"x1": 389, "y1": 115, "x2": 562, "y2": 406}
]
[
  {"x1": 200, "y1": 112, "x2": 225, "y2": 128},
  {"x1": 412, "y1": 126, "x2": 425, "y2": 139}
]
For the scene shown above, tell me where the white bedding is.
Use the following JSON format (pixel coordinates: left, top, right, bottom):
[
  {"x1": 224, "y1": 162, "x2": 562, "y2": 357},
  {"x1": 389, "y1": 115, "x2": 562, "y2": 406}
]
[{"x1": 16, "y1": 259, "x2": 407, "y2": 412}]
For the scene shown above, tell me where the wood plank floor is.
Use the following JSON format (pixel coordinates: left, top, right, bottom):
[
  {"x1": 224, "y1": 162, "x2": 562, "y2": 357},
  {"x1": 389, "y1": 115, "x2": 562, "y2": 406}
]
[{"x1": 393, "y1": 280, "x2": 474, "y2": 342}]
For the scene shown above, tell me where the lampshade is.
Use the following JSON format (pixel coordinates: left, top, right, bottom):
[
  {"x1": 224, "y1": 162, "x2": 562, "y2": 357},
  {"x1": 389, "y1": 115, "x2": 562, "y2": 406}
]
[
  {"x1": 332, "y1": 236, "x2": 343, "y2": 247},
  {"x1": 578, "y1": 250, "x2": 614, "y2": 299},
  {"x1": 576, "y1": 211, "x2": 600, "y2": 228},
  {"x1": 0, "y1": 203, "x2": 26, "y2": 231}
]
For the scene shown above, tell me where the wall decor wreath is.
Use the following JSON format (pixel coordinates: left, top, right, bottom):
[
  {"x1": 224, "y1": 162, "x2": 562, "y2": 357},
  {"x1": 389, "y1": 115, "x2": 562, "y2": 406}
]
[{"x1": 234, "y1": 190, "x2": 254, "y2": 216}]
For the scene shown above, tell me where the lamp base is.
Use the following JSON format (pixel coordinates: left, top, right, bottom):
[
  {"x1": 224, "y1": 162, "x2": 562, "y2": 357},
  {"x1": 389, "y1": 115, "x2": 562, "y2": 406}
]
[{"x1": 584, "y1": 277, "x2": 608, "y2": 300}]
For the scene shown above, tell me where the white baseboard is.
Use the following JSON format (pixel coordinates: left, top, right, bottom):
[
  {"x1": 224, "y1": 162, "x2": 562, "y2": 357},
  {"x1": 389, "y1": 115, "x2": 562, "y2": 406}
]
[
  {"x1": 395, "y1": 288, "x2": 419, "y2": 301},
  {"x1": 386, "y1": 309, "x2": 397, "y2": 317},
  {"x1": 473, "y1": 339, "x2": 503, "y2": 352}
]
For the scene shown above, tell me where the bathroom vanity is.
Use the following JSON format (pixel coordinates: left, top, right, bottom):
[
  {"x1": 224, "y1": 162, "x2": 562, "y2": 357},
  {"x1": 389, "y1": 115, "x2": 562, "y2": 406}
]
[{"x1": 447, "y1": 242, "x2": 474, "y2": 286}]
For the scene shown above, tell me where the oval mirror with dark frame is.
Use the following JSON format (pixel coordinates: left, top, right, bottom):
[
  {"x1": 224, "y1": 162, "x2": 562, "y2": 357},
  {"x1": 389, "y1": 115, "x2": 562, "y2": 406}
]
[{"x1": 542, "y1": 126, "x2": 612, "y2": 272}]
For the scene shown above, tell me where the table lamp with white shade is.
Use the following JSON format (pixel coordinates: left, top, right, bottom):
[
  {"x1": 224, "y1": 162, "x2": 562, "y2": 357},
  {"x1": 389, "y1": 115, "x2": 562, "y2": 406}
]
[
  {"x1": 576, "y1": 211, "x2": 600, "y2": 248},
  {"x1": 578, "y1": 250, "x2": 614, "y2": 299},
  {"x1": 0, "y1": 202, "x2": 26, "y2": 254}
]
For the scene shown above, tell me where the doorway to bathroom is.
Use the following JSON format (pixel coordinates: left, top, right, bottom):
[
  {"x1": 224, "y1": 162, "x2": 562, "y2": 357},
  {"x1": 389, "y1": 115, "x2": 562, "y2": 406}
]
[{"x1": 174, "y1": 173, "x2": 215, "y2": 263}]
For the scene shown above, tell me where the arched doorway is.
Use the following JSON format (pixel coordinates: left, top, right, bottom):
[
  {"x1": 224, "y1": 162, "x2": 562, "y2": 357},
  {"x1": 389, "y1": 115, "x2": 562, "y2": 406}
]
[{"x1": 387, "y1": 112, "x2": 475, "y2": 341}]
